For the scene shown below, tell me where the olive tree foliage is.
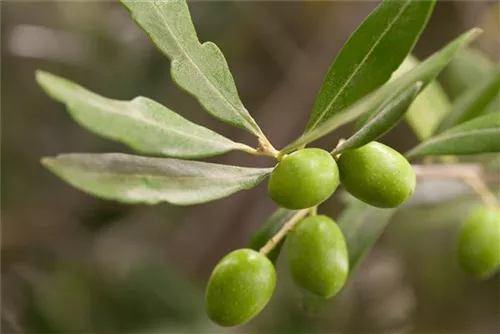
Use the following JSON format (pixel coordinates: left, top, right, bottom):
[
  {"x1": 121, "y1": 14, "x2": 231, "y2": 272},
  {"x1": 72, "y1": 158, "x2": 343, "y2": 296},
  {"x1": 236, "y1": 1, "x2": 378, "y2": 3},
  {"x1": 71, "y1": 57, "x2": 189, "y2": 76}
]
[{"x1": 37, "y1": 0, "x2": 499, "y2": 325}]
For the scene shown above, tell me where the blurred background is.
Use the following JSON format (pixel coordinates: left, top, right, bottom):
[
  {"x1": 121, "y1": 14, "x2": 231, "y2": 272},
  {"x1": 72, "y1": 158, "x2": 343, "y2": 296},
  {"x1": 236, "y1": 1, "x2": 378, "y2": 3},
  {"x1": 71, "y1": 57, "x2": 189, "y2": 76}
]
[{"x1": 1, "y1": 1, "x2": 499, "y2": 333}]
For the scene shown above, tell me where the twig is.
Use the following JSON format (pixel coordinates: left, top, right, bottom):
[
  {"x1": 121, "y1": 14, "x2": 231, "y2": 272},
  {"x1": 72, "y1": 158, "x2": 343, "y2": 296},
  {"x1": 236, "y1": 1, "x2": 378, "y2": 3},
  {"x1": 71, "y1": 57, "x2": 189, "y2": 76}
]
[
  {"x1": 238, "y1": 138, "x2": 280, "y2": 159},
  {"x1": 257, "y1": 137, "x2": 281, "y2": 159},
  {"x1": 464, "y1": 172, "x2": 498, "y2": 208},
  {"x1": 440, "y1": 157, "x2": 498, "y2": 208},
  {"x1": 259, "y1": 209, "x2": 309, "y2": 255},
  {"x1": 412, "y1": 164, "x2": 482, "y2": 179}
]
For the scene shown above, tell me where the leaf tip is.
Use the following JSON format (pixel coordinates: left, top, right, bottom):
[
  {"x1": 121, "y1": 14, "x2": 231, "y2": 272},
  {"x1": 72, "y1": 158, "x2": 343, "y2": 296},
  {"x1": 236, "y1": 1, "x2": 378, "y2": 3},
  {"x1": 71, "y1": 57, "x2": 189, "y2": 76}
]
[
  {"x1": 35, "y1": 69, "x2": 52, "y2": 87},
  {"x1": 40, "y1": 156, "x2": 55, "y2": 169},
  {"x1": 35, "y1": 70, "x2": 67, "y2": 97},
  {"x1": 464, "y1": 28, "x2": 483, "y2": 45}
]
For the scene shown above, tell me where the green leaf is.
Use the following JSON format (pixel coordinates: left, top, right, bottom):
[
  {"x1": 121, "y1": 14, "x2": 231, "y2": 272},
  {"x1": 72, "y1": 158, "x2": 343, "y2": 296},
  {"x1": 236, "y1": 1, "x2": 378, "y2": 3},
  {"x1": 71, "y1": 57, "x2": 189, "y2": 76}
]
[
  {"x1": 305, "y1": 0, "x2": 435, "y2": 133},
  {"x1": 36, "y1": 71, "x2": 253, "y2": 159},
  {"x1": 332, "y1": 82, "x2": 422, "y2": 155},
  {"x1": 280, "y1": 28, "x2": 481, "y2": 155},
  {"x1": 405, "y1": 113, "x2": 500, "y2": 159},
  {"x1": 390, "y1": 55, "x2": 452, "y2": 140},
  {"x1": 337, "y1": 199, "x2": 397, "y2": 274},
  {"x1": 440, "y1": 47, "x2": 497, "y2": 100},
  {"x1": 434, "y1": 69, "x2": 500, "y2": 133},
  {"x1": 121, "y1": 0, "x2": 263, "y2": 137},
  {"x1": 42, "y1": 153, "x2": 272, "y2": 205},
  {"x1": 248, "y1": 208, "x2": 298, "y2": 264}
]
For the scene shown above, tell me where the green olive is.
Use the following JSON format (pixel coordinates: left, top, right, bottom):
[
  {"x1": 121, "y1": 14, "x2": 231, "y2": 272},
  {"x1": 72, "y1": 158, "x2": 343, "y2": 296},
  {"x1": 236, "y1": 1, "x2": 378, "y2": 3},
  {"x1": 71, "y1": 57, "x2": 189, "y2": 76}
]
[
  {"x1": 285, "y1": 215, "x2": 349, "y2": 298},
  {"x1": 205, "y1": 249, "x2": 276, "y2": 327},
  {"x1": 268, "y1": 148, "x2": 339, "y2": 209},
  {"x1": 457, "y1": 206, "x2": 500, "y2": 279},
  {"x1": 337, "y1": 141, "x2": 415, "y2": 208}
]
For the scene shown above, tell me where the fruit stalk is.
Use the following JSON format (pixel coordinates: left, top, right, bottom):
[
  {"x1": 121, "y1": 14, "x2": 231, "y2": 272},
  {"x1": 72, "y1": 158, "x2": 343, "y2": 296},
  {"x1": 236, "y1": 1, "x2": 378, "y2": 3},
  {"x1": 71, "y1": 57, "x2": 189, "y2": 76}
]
[{"x1": 259, "y1": 209, "x2": 311, "y2": 255}]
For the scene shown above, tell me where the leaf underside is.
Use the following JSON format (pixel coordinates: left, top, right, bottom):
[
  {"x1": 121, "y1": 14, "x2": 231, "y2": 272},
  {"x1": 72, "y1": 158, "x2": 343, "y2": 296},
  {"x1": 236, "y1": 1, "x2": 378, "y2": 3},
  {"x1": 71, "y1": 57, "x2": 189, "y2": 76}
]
[{"x1": 43, "y1": 153, "x2": 272, "y2": 205}]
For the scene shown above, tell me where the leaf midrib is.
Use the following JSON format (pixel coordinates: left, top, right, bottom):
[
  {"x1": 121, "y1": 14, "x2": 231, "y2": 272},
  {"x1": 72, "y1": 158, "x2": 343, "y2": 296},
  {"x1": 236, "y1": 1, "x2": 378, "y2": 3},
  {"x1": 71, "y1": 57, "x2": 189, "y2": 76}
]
[
  {"x1": 55, "y1": 165, "x2": 272, "y2": 182},
  {"x1": 151, "y1": 1, "x2": 259, "y2": 134},
  {"x1": 308, "y1": 0, "x2": 412, "y2": 131}
]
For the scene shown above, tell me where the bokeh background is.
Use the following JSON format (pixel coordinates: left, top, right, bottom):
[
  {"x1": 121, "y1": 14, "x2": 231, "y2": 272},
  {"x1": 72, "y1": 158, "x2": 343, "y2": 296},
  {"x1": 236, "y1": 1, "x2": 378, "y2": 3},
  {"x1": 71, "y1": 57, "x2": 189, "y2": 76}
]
[{"x1": 2, "y1": 1, "x2": 499, "y2": 333}]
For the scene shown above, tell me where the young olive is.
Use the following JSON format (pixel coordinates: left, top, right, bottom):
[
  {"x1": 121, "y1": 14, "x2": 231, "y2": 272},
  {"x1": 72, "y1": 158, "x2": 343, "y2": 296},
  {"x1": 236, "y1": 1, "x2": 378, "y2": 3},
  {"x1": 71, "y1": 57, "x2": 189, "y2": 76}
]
[
  {"x1": 285, "y1": 215, "x2": 349, "y2": 298},
  {"x1": 205, "y1": 249, "x2": 276, "y2": 327},
  {"x1": 457, "y1": 206, "x2": 500, "y2": 279},
  {"x1": 337, "y1": 141, "x2": 415, "y2": 208},
  {"x1": 268, "y1": 148, "x2": 339, "y2": 209}
]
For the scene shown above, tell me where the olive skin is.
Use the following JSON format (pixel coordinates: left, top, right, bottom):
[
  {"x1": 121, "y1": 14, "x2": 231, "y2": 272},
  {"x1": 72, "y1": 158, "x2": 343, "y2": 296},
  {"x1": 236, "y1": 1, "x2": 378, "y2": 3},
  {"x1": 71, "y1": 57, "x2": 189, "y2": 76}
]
[
  {"x1": 205, "y1": 249, "x2": 276, "y2": 327},
  {"x1": 337, "y1": 141, "x2": 416, "y2": 208},
  {"x1": 286, "y1": 215, "x2": 349, "y2": 298},
  {"x1": 268, "y1": 148, "x2": 339, "y2": 209},
  {"x1": 457, "y1": 207, "x2": 500, "y2": 279}
]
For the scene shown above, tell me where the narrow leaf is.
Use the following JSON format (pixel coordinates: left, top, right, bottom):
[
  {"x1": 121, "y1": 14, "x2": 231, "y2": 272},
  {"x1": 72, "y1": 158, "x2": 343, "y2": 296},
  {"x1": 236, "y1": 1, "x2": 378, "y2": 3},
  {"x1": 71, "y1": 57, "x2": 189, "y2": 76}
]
[
  {"x1": 36, "y1": 71, "x2": 253, "y2": 159},
  {"x1": 121, "y1": 0, "x2": 263, "y2": 137},
  {"x1": 280, "y1": 28, "x2": 481, "y2": 155},
  {"x1": 248, "y1": 208, "x2": 298, "y2": 264},
  {"x1": 405, "y1": 113, "x2": 500, "y2": 159},
  {"x1": 338, "y1": 199, "x2": 397, "y2": 274},
  {"x1": 440, "y1": 47, "x2": 497, "y2": 100},
  {"x1": 390, "y1": 55, "x2": 452, "y2": 140},
  {"x1": 42, "y1": 153, "x2": 272, "y2": 205},
  {"x1": 434, "y1": 69, "x2": 500, "y2": 133},
  {"x1": 333, "y1": 82, "x2": 422, "y2": 155},
  {"x1": 305, "y1": 0, "x2": 435, "y2": 132}
]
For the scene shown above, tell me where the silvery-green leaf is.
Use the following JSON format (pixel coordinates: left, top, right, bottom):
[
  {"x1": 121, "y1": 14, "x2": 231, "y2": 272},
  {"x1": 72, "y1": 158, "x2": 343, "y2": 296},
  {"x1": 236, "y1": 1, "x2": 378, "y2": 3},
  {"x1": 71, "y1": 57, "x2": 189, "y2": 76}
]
[
  {"x1": 333, "y1": 82, "x2": 422, "y2": 155},
  {"x1": 434, "y1": 69, "x2": 500, "y2": 133},
  {"x1": 406, "y1": 113, "x2": 500, "y2": 159},
  {"x1": 36, "y1": 71, "x2": 253, "y2": 159},
  {"x1": 42, "y1": 153, "x2": 272, "y2": 205},
  {"x1": 280, "y1": 28, "x2": 481, "y2": 155},
  {"x1": 121, "y1": 0, "x2": 263, "y2": 137},
  {"x1": 305, "y1": 0, "x2": 435, "y2": 133}
]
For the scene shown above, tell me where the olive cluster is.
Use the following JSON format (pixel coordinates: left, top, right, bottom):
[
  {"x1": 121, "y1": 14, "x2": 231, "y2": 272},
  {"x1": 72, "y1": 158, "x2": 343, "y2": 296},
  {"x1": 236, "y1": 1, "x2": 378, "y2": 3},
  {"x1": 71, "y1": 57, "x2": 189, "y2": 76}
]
[
  {"x1": 205, "y1": 142, "x2": 500, "y2": 327},
  {"x1": 205, "y1": 141, "x2": 416, "y2": 326}
]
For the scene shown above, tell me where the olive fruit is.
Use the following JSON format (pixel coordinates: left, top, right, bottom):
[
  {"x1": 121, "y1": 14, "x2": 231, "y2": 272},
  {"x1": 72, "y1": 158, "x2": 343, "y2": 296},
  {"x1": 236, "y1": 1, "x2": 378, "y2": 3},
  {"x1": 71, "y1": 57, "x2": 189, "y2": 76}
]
[
  {"x1": 205, "y1": 249, "x2": 276, "y2": 326},
  {"x1": 337, "y1": 141, "x2": 415, "y2": 208},
  {"x1": 457, "y1": 206, "x2": 500, "y2": 279},
  {"x1": 268, "y1": 148, "x2": 339, "y2": 209},
  {"x1": 286, "y1": 215, "x2": 349, "y2": 298}
]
